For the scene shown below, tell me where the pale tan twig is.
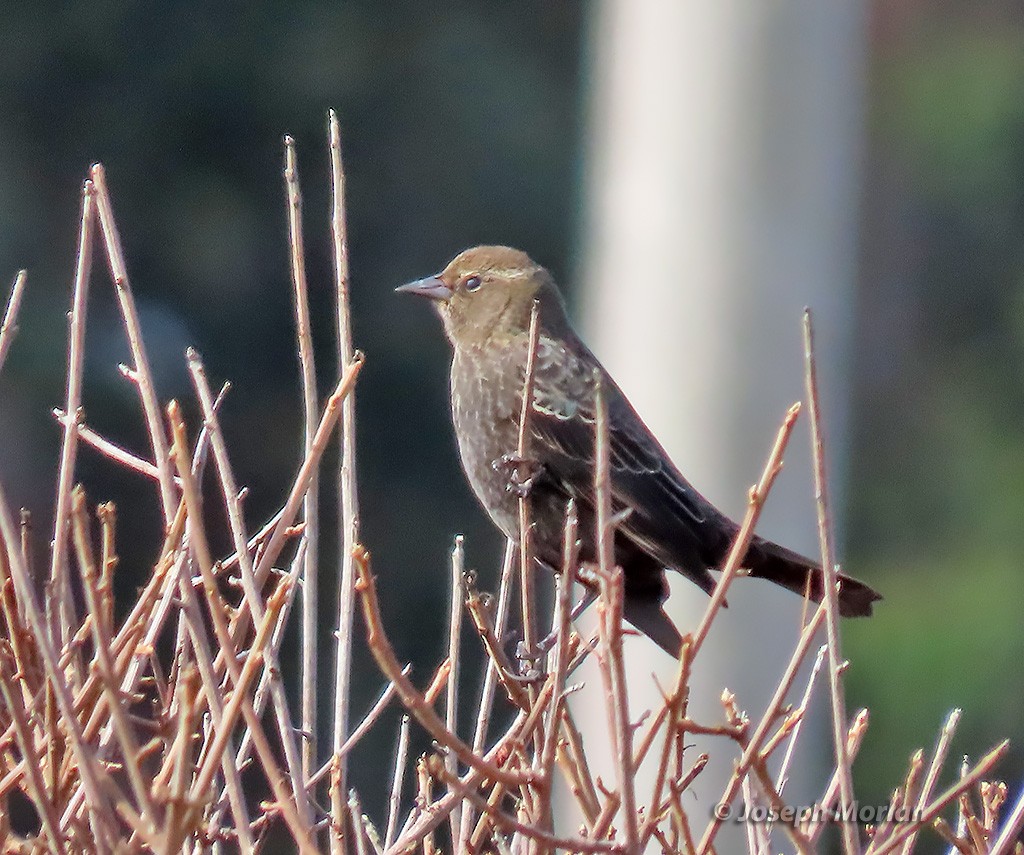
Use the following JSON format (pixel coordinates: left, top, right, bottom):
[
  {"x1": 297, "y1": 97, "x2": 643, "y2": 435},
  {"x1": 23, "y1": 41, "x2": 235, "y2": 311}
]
[
  {"x1": 697, "y1": 599, "x2": 825, "y2": 854},
  {"x1": 459, "y1": 539, "x2": 517, "y2": 850},
  {"x1": 166, "y1": 577, "x2": 254, "y2": 852},
  {"x1": 385, "y1": 715, "x2": 411, "y2": 849},
  {"x1": 868, "y1": 749, "x2": 923, "y2": 853},
  {"x1": 444, "y1": 535, "x2": 465, "y2": 843},
  {"x1": 593, "y1": 373, "x2": 638, "y2": 851},
  {"x1": 347, "y1": 790, "x2": 377, "y2": 855},
  {"x1": 897, "y1": 708, "x2": 962, "y2": 855},
  {"x1": 386, "y1": 708, "x2": 533, "y2": 854},
  {"x1": 692, "y1": 400, "x2": 801, "y2": 658},
  {"x1": 185, "y1": 350, "x2": 314, "y2": 827},
  {"x1": 0, "y1": 269, "x2": 27, "y2": 376},
  {"x1": 209, "y1": 542, "x2": 307, "y2": 840},
  {"x1": 538, "y1": 501, "x2": 577, "y2": 817},
  {"x1": 0, "y1": 649, "x2": 63, "y2": 853},
  {"x1": 516, "y1": 299, "x2": 542, "y2": 662},
  {"x1": 49, "y1": 180, "x2": 95, "y2": 660},
  {"x1": 989, "y1": 772, "x2": 1024, "y2": 854},
  {"x1": 0, "y1": 477, "x2": 119, "y2": 837},
  {"x1": 805, "y1": 708, "x2": 870, "y2": 844},
  {"x1": 54, "y1": 409, "x2": 168, "y2": 477},
  {"x1": 336, "y1": 665, "x2": 412, "y2": 762},
  {"x1": 557, "y1": 704, "x2": 602, "y2": 828},
  {"x1": 283, "y1": 134, "x2": 321, "y2": 785},
  {"x1": 867, "y1": 741, "x2": 1009, "y2": 855},
  {"x1": 167, "y1": 403, "x2": 315, "y2": 850},
  {"x1": 70, "y1": 488, "x2": 159, "y2": 835},
  {"x1": 329, "y1": 109, "x2": 361, "y2": 854},
  {"x1": 90, "y1": 164, "x2": 177, "y2": 523},
  {"x1": 429, "y1": 758, "x2": 622, "y2": 853},
  {"x1": 776, "y1": 643, "x2": 828, "y2": 799},
  {"x1": 252, "y1": 355, "x2": 363, "y2": 586},
  {"x1": 353, "y1": 544, "x2": 533, "y2": 789},
  {"x1": 803, "y1": 308, "x2": 858, "y2": 855}
]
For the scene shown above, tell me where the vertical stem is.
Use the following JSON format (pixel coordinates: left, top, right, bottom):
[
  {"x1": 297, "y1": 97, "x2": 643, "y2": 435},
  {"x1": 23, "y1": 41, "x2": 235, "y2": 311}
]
[
  {"x1": 803, "y1": 309, "x2": 859, "y2": 855},
  {"x1": 445, "y1": 536, "x2": 465, "y2": 842},
  {"x1": 284, "y1": 135, "x2": 320, "y2": 784},
  {"x1": 0, "y1": 269, "x2": 27, "y2": 376},
  {"x1": 329, "y1": 109, "x2": 360, "y2": 855},
  {"x1": 90, "y1": 164, "x2": 177, "y2": 524},
  {"x1": 593, "y1": 374, "x2": 639, "y2": 851},
  {"x1": 50, "y1": 182, "x2": 95, "y2": 657},
  {"x1": 516, "y1": 300, "x2": 542, "y2": 661}
]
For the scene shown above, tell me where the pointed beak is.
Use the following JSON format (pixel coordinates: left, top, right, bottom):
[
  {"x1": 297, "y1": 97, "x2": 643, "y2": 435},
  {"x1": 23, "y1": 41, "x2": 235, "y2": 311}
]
[{"x1": 395, "y1": 275, "x2": 452, "y2": 302}]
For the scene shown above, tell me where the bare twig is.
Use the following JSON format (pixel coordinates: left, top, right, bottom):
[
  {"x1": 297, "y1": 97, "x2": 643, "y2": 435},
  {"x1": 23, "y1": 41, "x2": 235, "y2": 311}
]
[
  {"x1": 445, "y1": 535, "x2": 465, "y2": 843},
  {"x1": 50, "y1": 180, "x2": 95, "y2": 657},
  {"x1": 354, "y1": 544, "x2": 533, "y2": 790},
  {"x1": 90, "y1": 163, "x2": 177, "y2": 523},
  {"x1": 898, "y1": 709, "x2": 962, "y2": 855},
  {"x1": 868, "y1": 741, "x2": 1009, "y2": 855},
  {"x1": 459, "y1": 538, "x2": 517, "y2": 850},
  {"x1": 803, "y1": 308, "x2": 858, "y2": 855},
  {"x1": 593, "y1": 372, "x2": 639, "y2": 851},
  {"x1": 284, "y1": 134, "x2": 322, "y2": 786},
  {"x1": 0, "y1": 269, "x2": 27, "y2": 376},
  {"x1": 516, "y1": 299, "x2": 542, "y2": 662},
  {"x1": 385, "y1": 716, "x2": 411, "y2": 849},
  {"x1": 329, "y1": 109, "x2": 361, "y2": 854}
]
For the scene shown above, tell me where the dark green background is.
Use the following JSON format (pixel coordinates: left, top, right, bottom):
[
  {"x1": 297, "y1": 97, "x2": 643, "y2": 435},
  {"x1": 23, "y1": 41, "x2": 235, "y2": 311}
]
[{"x1": 0, "y1": 1, "x2": 1020, "y2": 846}]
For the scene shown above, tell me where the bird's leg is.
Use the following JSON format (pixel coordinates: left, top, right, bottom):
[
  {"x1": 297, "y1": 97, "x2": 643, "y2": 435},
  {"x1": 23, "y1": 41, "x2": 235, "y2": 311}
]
[{"x1": 491, "y1": 452, "x2": 543, "y2": 498}]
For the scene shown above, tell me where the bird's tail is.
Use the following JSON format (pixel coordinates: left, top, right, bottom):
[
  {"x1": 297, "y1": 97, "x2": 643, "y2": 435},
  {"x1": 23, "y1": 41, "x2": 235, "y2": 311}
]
[{"x1": 743, "y1": 536, "x2": 881, "y2": 617}]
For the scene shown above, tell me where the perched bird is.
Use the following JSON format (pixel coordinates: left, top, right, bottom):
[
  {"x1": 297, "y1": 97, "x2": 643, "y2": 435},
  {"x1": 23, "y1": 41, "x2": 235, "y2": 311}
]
[{"x1": 398, "y1": 246, "x2": 881, "y2": 656}]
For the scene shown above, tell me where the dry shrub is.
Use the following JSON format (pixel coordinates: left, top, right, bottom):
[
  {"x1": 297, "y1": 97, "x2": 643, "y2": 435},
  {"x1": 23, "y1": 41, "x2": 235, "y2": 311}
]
[{"x1": 0, "y1": 114, "x2": 1020, "y2": 855}]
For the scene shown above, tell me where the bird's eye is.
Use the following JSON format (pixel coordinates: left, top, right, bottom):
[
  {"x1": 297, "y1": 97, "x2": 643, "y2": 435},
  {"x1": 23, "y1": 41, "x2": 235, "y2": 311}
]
[{"x1": 463, "y1": 275, "x2": 482, "y2": 292}]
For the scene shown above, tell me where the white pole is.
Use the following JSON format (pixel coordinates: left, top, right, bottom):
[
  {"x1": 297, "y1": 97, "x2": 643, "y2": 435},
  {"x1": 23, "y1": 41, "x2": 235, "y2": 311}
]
[{"x1": 571, "y1": 0, "x2": 867, "y2": 847}]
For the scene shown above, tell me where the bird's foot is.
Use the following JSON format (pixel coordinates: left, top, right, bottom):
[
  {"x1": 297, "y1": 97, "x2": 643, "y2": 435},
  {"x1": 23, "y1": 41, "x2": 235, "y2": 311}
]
[{"x1": 492, "y1": 453, "x2": 542, "y2": 498}]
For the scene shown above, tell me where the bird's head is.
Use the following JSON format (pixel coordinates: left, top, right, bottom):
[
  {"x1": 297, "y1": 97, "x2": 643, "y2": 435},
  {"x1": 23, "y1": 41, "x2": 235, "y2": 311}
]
[{"x1": 397, "y1": 245, "x2": 569, "y2": 348}]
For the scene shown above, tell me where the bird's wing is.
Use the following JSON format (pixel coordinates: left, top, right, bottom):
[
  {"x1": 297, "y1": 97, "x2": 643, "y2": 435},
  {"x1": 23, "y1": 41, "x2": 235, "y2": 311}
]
[{"x1": 526, "y1": 335, "x2": 727, "y2": 577}]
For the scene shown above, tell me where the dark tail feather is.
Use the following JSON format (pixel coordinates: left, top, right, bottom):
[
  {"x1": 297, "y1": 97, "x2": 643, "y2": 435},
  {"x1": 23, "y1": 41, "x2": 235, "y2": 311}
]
[
  {"x1": 744, "y1": 537, "x2": 881, "y2": 617},
  {"x1": 622, "y1": 594, "x2": 683, "y2": 657}
]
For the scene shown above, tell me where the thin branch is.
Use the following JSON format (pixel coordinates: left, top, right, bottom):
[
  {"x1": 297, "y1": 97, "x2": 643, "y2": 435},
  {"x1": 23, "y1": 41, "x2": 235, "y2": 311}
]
[
  {"x1": 0, "y1": 650, "x2": 64, "y2": 854},
  {"x1": 0, "y1": 476, "x2": 119, "y2": 834},
  {"x1": 0, "y1": 269, "x2": 27, "y2": 376},
  {"x1": 185, "y1": 352, "x2": 314, "y2": 828},
  {"x1": 898, "y1": 708, "x2": 962, "y2": 855},
  {"x1": 49, "y1": 180, "x2": 95, "y2": 656},
  {"x1": 989, "y1": 773, "x2": 1024, "y2": 855},
  {"x1": 90, "y1": 163, "x2": 177, "y2": 523},
  {"x1": 353, "y1": 544, "x2": 534, "y2": 790},
  {"x1": 803, "y1": 307, "x2": 858, "y2": 855},
  {"x1": 430, "y1": 758, "x2": 622, "y2": 854},
  {"x1": 867, "y1": 741, "x2": 1009, "y2": 855},
  {"x1": 593, "y1": 372, "x2": 638, "y2": 851},
  {"x1": 444, "y1": 535, "x2": 465, "y2": 843},
  {"x1": 516, "y1": 299, "x2": 542, "y2": 661},
  {"x1": 459, "y1": 538, "x2": 517, "y2": 850},
  {"x1": 384, "y1": 716, "x2": 411, "y2": 849},
  {"x1": 252, "y1": 355, "x2": 363, "y2": 585},
  {"x1": 692, "y1": 401, "x2": 801, "y2": 657},
  {"x1": 284, "y1": 134, "x2": 321, "y2": 786},
  {"x1": 329, "y1": 109, "x2": 361, "y2": 854}
]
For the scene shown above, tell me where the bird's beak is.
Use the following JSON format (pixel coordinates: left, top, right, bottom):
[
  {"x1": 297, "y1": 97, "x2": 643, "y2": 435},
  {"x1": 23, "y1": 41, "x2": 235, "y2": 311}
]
[{"x1": 395, "y1": 275, "x2": 452, "y2": 302}]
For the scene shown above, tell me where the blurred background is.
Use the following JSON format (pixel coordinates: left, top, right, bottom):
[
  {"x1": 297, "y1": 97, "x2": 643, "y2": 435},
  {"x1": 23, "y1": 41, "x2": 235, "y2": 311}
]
[{"x1": 1, "y1": 0, "x2": 1022, "y2": 847}]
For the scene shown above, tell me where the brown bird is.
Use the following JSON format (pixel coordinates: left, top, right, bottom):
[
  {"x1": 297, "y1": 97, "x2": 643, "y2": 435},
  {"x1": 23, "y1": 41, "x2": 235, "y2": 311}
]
[{"x1": 398, "y1": 246, "x2": 881, "y2": 656}]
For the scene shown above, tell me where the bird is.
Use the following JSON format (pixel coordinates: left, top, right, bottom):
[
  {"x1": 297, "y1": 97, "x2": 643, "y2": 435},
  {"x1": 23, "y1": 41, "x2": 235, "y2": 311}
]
[{"x1": 397, "y1": 245, "x2": 881, "y2": 657}]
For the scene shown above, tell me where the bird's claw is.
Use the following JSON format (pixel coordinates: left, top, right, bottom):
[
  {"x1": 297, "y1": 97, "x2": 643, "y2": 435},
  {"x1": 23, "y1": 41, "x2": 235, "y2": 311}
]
[{"x1": 492, "y1": 453, "x2": 542, "y2": 498}]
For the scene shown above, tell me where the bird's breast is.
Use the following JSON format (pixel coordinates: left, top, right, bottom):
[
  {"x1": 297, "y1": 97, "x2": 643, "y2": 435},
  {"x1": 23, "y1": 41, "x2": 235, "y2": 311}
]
[{"x1": 450, "y1": 346, "x2": 524, "y2": 538}]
